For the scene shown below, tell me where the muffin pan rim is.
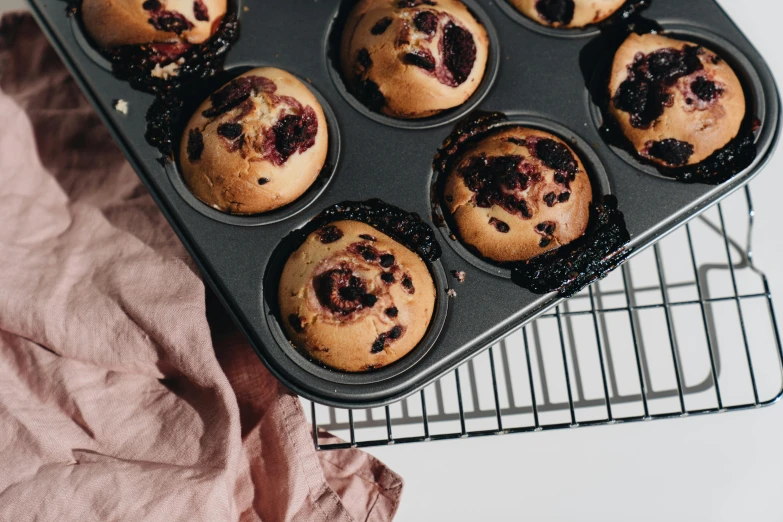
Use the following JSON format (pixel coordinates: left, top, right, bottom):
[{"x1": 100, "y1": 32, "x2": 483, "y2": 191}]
[
  {"x1": 165, "y1": 65, "x2": 343, "y2": 226},
  {"x1": 429, "y1": 114, "x2": 614, "y2": 279},
  {"x1": 323, "y1": 0, "x2": 503, "y2": 130}
]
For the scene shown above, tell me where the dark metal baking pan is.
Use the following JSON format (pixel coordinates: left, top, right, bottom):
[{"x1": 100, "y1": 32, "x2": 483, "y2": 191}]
[{"x1": 26, "y1": 0, "x2": 780, "y2": 408}]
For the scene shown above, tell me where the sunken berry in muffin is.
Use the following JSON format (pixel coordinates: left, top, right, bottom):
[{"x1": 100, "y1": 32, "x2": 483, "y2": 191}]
[
  {"x1": 444, "y1": 127, "x2": 592, "y2": 263},
  {"x1": 608, "y1": 33, "x2": 746, "y2": 168},
  {"x1": 279, "y1": 220, "x2": 436, "y2": 372},
  {"x1": 340, "y1": 0, "x2": 490, "y2": 119},
  {"x1": 81, "y1": 0, "x2": 227, "y2": 49},
  {"x1": 179, "y1": 67, "x2": 328, "y2": 215},
  {"x1": 510, "y1": 0, "x2": 626, "y2": 29}
]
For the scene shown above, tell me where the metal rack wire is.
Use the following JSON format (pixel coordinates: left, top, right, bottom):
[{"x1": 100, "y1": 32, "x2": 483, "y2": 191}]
[{"x1": 303, "y1": 186, "x2": 783, "y2": 450}]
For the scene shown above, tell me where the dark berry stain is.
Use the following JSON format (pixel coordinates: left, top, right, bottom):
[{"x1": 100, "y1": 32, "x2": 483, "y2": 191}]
[
  {"x1": 558, "y1": 192, "x2": 571, "y2": 203},
  {"x1": 142, "y1": 0, "x2": 160, "y2": 10},
  {"x1": 358, "y1": 245, "x2": 378, "y2": 261},
  {"x1": 315, "y1": 268, "x2": 377, "y2": 315},
  {"x1": 397, "y1": 0, "x2": 436, "y2": 6},
  {"x1": 288, "y1": 314, "x2": 304, "y2": 333},
  {"x1": 371, "y1": 325, "x2": 405, "y2": 353},
  {"x1": 381, "y1": 272, "x2": 396, "y2": 284},
  {"x1": 691, "y1": 76, "x2": 722, "y2": 102},
  {"x1": 186, "y1": 128, "x2": 204, "y2": 162},
  {"x1": 371, "y1": 17, "x2": 394, "y2": 35},
  {"x1": 543, "y1": 192, "x2": 557, "y2": 207},
  {"x1": 357, "y1": 48, "x2": 373, "y2": 70},
  {"x1": 403, "y1": 50, "x2": 437, "y2": 71},
  {"x1": 539, "y1": 238, "x2": 552, "y2": 248},
  {"x1": 535, "y1": 0, "x2": 575, "y2": 25},
  {"x1": 459, "y1": 154, "x2": 535, "y2": 220},
  {"x1": 414, "y1": 11, "x2": 439, "y2": 35},
  {"x1": 257, "y1": 178, "x2": 269, "y2": 185},
  {"x1": 531, "y1": 138, "x2": 578, "y2": 177},
  {"x1": 613, "y1": 46, "x2": 705, "y2": 128},
  {"x1": 356, "y1": 80, "x2": 386, "y2": 112},
  {"x1": 385, "y1": 307, "x2": 399, "y2": 318},
  {"x1": 441, "y1": 22, "x2": 476, "y2": 87},
  {"x1": 317, "y1": 225, "x2": 344, "y2": 244},
  {"x1": 148, "y1": 10, "x2": 194, "y2": 34},
  {"x1": 401, "y1": 275, "x2": 415, "y2": 294},
  {"x1": 646, "y1": 139, "x2": 694, "y2": 166},
  {"x1": 360, "y1": 234, "x2": 377, "y2": 241},
  {"x1": 264, "y1": 106, "x2": 319, "y2": 166},
  {"x1": 379, "y1": 254, "x2": 395, "y2": 268},
  {"x1": 202, "y1": 76, "x2": 274, "y2": 119},
  {"x1": 216, "y1": 122, "x2": 243, "y2": 140},
  {"x1": 193, "y1": 0, "x2": 209, "y2": 21},
  {"x1": 388, "y1": 326, "x2": 403, "y2": 339},
  {"x1": 489, "y1": 217, "x2": 510, "y2": 233}
]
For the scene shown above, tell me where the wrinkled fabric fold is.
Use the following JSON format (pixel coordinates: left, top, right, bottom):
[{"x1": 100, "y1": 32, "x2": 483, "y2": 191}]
[{"x1": 0, "y1": 12, "x2": 402, "y2": 522}]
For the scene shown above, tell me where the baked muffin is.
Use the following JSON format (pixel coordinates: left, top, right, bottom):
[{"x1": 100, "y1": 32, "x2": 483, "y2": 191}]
[
  {"x1": 510, "y1": 0, "x2": 626, "y2": 28},
  {"x1": 180, "y1": 68, "x2": 328, "y2": 215},
  {"x1": 279, "y1": 220, "x2": 437, "y2": 372},
  {"x1": 608, "y1": 33, "x2": 746, "y2": 168},
  {"x1": 340, "y1": 0, "x2": 490, "y2": 119},
  {"x1": 81, "y1": 0, "x2": 227, "y2": 49},
  {"x1": 444, "y1": 127, "x2": 592, "y2": 263}
]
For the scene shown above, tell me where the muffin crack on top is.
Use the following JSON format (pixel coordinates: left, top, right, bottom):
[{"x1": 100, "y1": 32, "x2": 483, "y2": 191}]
[{"x1": 340, "y1": 0, "x2": 490, "y2": 118}]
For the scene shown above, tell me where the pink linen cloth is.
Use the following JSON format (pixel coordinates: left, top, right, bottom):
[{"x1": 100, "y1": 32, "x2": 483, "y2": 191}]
[{"x1": 0, "y1": 12, "x2": 402, "y2": 521}]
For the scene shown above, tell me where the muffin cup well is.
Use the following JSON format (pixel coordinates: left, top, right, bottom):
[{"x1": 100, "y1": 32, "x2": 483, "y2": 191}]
[
  {"x1": 586, "y1": 23, "x2": 770, "y2": 182},
  {"x1": 430, "y1": 114, "x2": 613, "y2": 278},
  {"x1": 324, "y1": 0, "x2": 501, "y2": 130},
  {"x1": 261, "y1": 217, "x2": 450, "y2": 385},
  {"x1": 167, "y1": 65, "x2": 342, "y2": 226}
]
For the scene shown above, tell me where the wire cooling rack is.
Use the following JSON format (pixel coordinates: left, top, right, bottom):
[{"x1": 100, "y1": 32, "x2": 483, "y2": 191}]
[{"x1": 302, "y1": 186, "x2": 783, "y2": 450}]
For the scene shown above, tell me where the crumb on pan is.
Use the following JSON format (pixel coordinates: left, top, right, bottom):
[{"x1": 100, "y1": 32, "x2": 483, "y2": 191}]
[
  {"x1": 113, "y1": 99, "x2": 128, "y2": 114},
  {"x1": 151, "y1": 62, "x2": 181, "y2": 80},
  {"x1": 447, "y1": 289, "x2": 457, "y2": 298}
]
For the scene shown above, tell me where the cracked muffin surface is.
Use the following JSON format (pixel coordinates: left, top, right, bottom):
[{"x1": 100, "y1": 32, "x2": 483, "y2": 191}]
[
  {"x1": 82, "y1": 0, "x2": 227, "y2": 49},
  {"x1": 510, "y1": 0, "x2": 625, "y2": 29},
  {"x1": 608, "y1": 33, "x2": 746, "y2": 168},
  {"x1": 339, "y1": 0, "x2": 489, "y2": 119},
  {"x1": 179, "y1": 67, "x2": 328, "y2": 215},
  {"x1": 444, "y1": 127, "x2": 592, "y2": 263},
  {"x1": 279, "y1": 220, "x2": 436, "y2": 372}
]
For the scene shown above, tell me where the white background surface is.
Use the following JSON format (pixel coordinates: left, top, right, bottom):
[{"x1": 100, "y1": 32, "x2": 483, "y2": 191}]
[{"x1": 1, "y1": 0, "x2": 781, "y2": 520}]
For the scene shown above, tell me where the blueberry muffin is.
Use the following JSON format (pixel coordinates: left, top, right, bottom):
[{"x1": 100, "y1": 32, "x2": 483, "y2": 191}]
[
  {"x1": 510, "y1": 0, "x2": 626, "y2": 28},
  {"x1": 609, "y1": 33, "x2": 746, "y2": 168},
  {"x1": 340, "y1": 0, "x2": 490, "y2": 119},
  {"x1": 180, "y1": 68, "x2": 328, "y2": 215},
  {"x1": 444, "y1": 127, "x2": 592, "y2": 263},
  {"x1": 279, "y1": 220, "x2": 436, "y2": 372},
  {"x1": 82, "y1": 0, "x2": 227, "y2": 49}
]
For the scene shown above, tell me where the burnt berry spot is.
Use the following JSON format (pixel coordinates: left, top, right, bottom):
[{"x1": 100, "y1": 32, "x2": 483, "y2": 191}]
[
  {"x1": 148, "y1": 10, "x2": 194, "y2": 34},
  {"x1": 691, "y1": 76, "x2": 722, "y2": 102},
  {"x1": 193, "y1": 0, "x2": 209, "y2": 21},
  {"x1": 647, "y1": 139, "x2": 694, "y2": 166},
  {"x1": 257, "y1": 178, "x2": 269, "y2": 185},
  {"x1": 288, "y1": 314, "x2": 304, "y2": 333},
  {"x1": 356, "y1": 79, "x2": 386, "y2": 111},
  {"x1": 371, "y1": 334, "x2": 387, "y2": 353},
  {"x1": 402, "y1": 275, "x2": 415, "y2": 294},
  {"x1": 544, "y1": 192, "x2": 557, "y2": 207},
  {"x1": 558, "y1": 192, "x2": 571, "y2": 203},
  {"x1": 381, "y1": 272, "x2": 396, "y2": 284},
  {"x1": 442, "y1": 22, "x2": 476, "y2": 87},
  {"x1": 264, "y1": 106, "x2": 319, "y2": 166},
  {"x1": 357, "y1": 48, "x2": 373, "y2": 70},
  {"x1": 388, "y1": 326, "x2": 403, "y2": 339},
  {"x1": 379, "y1": 254, "x2": 395, "y2": 268},
  {"x1": 459, "y1": 154, "x2": 536, "y2": 220},
  {"x1": 359, "y1": 246, "x2": 378, "y2": 261},
  {"x1": 532, "y1": 138, "x2": 578, "y2": 175},
  {"x1": 217, "y1": 122, "x2": 243, "y2": 140},
  {"x1": 539, "y1": 238, "x2": 552, "y2": 248},
  {"x1": 371, "y1": 17, "x2": 393, "y2": 35},
  {"x1": 385, "y1": 307, "x2": 399, "y2": 318},
  {"x1": 403, "y1": 51, "x2": 436, "y2": 71},
  {"x1": 361, "y1": 293, "x2": 378, "y2": 307},
  {"x1": 613, "y1": 46, "x2": 705, "y2": 129},
  {"x1": 187, "y1": 128, "x2": 204, "y2": 162},
  {"x1": 142, "y1": 0, "x2": 161, "y2": 10},
  {"x1": 317, "y1": 225, "x2": 343, "y2": 244},
  {"x1": 535, "y1": 0, "x2": 575, "y2": 25},
  {"x1": 359, "y1": 234, "x2": 377, "y2": 241},
  {"x1": 414, "y1": 11, "x2": 439, "y2": 35},
  {"x1": 489, "y1": 217, "x2": 510, "y2": 233}
]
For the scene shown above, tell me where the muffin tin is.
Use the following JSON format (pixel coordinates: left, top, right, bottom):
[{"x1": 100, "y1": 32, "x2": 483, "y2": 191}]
[{"x1": 28, "y1": 0, "x2": 780, "y2": 408}]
